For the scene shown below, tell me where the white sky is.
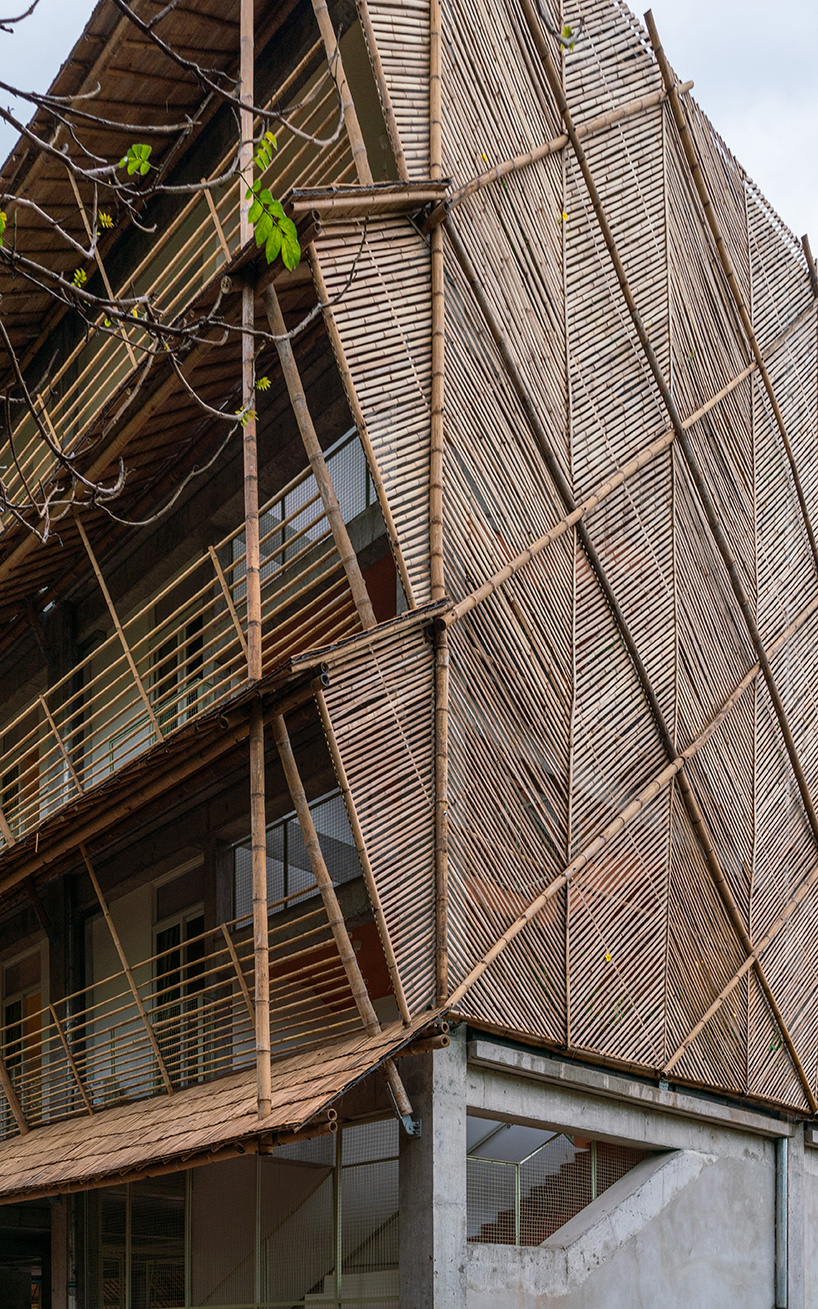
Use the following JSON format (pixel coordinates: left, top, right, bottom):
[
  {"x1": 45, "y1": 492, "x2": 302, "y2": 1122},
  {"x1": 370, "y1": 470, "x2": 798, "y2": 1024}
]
[{"x1": 0, "y1": 0, "x2": 816, "y2": 242}]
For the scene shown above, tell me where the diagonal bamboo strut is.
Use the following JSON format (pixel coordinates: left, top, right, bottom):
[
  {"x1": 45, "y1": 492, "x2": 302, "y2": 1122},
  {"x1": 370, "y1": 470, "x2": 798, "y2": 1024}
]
[
  {"x1": 310, "y1": 0, "x2": 373, "y2": 185},
  {"x1": 221, "y1": 923, "x2": 256, "y2": 1023},
  {"x1": 263, "y1": 282, "x2": 376, "y2": 631},
  {"x1": 49, "y1": 1002, "x2": 94, "y2": 1116},
  {"x1": 520, "y1": 0, "x2": 818, "y2": 1108},
  {"x1": 314, "y1": 683, "x2": 411, "y2": 1024},
  {"x1": 66, "y1": 169, "x2": 138, "y2": 369},
  {"x1": 355, "y1": 0, "x2": 409, "y2": 181},
  {"x1": 270, "y1": 711, "x2": 413, "y2": 1117},
  {"x1": 0, "y1": 803, "x2": 16, "y2": 847},
  {"x1": 645, "y1": 11, "x2": 818, "y2": 587},
  {"x1": 39, "y1": 694, "x2": 83, "y2": 796},
  {"x1": 208, "y1": 545, "x2": 249, "y2": 660},
  {"x1": 802, "y1": 235, "x2": 818, "y2": 299},
  {"x1": 81, "y1": 844, "x2": 174, "y2": 1096},
  {"x1": 425, "y1": 81, "x2": 693, "y2": 230},
  {"x1": 0, "y1": 1054, "x2": 28, "y2": 1135},
  {"x1": 203, "y1": 182, "x2": 231, "y2": 263},
  {"x1": 446, "y1": 362, "x2": 755, "y2": 626},
  {"x1": 307, "y1": 243, "x2": 416, "y2": 608},
  {"x1": 75, "y1": 515, "x2": 164, "y2": 741}
]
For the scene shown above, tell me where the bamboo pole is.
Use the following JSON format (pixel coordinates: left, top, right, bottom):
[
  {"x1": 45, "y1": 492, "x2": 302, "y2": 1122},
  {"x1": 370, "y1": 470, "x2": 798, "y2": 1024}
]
[
  {"x1": 81, "y1": 844, "x2": 174, "y2": 1095},
  {"x1": 39, "y1": 695, "x2": 83, "y2": 796},
  {"x1": 802, "y1": 234, "x2": 818, "y2": 298},
  {"x1": 0, "y1": 1054, "x2": 29, "y2": 1135},
  {"x1": 75, "y1": 515, "x2": 164, "y2": 741},
  {"x1": 66, "y1": 169, "x2": 137, "y2": 369},
  {"x1": 429, "y1": 0, "x2": 442, "y2": 181},
  {"x1": 203, "y1": 181, "x2": 232, "y2": 263},
  {"x1": 249, "y1": 700, "x2": 271, "y2": 1119},
  {"x1": 263, "y1": 282, "x2": 377, "y2": 631},
  {"x1": 0, "y1": 804, "x2": 16, "y2": 847},
  {"x1": 270, "y1": 710, "x2": 416, "y2": 1122},
  {"x1": 49, "y1": 1003, "x2": 94, "y2": 1116},
  {"x1": 208, "y1": 544, "x2": 249, "y2": 660},
  {"x1": 221, "y1": 922, "x2": 256, "y2": 1024},
  {"x1": 355, "y1": 0, "x2": 409, "y2": 181},
  {"x1": 644, "y1": 11, "x2": 818, "y2": 585},
  {"x1": 429, "y1": 220, "x2": 446, "y2": 600},
  {"x1": 310, "y1": 0, "x2": 373, "y2": 185},
  {"x1": 313, "y1": 684, "x2": 411, "y2": 1024},
  {"x1": 307, "y1": 243, "x2": 416, "y2": 607},
  {"x1": 434, "y1": 620, "x2": 449, "y2": 1004},
  {"x1": 424, "y1": 81, "x2": 693, "y2": 230}
]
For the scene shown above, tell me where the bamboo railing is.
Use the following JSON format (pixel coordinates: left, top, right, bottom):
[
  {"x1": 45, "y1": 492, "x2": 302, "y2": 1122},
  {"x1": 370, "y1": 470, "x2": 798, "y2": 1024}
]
[
  {"x1": 0, "y1": 894, "x2": 364, "y2": 1142},
  {"x1": 0, "y1": 44, "x2": 355, "y2": 521},
  {"x1": 0, "y1": 436, "x2": 370, "y2": 851}
]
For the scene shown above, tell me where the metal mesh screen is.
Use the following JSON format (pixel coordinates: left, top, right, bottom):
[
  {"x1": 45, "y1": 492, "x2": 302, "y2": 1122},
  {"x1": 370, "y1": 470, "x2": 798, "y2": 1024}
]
[
  {"x1": 518, "y1": 1135, "x2": 592, "y2": 1245},
  {"x1": 260, "y1": 1136, "x2": 336, "y2": 1306},
  {"x1": 466, "y1": 1158, "x2": 516, "y2": 1244},
  {"x1": 596, "y1": 1140, "x2": 651, "y2": 1197},
  {"x1": 190, "y1": 1155, "x2": 255, "y2": 1307},
  {"x1": 85, "y1": 1175, "x2": 185, "y2": 1308}
]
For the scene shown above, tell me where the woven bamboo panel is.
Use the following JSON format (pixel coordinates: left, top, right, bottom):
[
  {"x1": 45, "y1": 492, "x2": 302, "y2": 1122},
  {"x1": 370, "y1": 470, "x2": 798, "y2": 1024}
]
[
  {"x1": 313, "y1": 219, "x2": 433, "y2": 603},
  {"x1": 321, "y1": 621, "x2": 437, "y2": 1011},
  {"x1": 364, "y1": 0, "x2": 430, "y2": 177}
]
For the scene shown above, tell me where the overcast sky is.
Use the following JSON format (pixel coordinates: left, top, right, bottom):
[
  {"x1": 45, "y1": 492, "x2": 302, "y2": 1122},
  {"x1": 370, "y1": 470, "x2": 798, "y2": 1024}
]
[{"x1": 0, "y1": 0, "x2": 816, "y2": 241}]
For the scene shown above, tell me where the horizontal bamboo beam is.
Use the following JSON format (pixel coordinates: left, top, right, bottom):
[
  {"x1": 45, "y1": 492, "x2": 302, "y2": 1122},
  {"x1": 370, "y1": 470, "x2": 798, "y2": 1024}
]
[{"x1": 287, "y1": 185, "x2": 448, "y2": 217}]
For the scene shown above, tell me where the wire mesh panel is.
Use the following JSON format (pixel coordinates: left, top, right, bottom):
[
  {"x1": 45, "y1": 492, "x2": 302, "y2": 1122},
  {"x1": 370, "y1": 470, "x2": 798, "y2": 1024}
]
[{"x1": 84, "y1": 1175, "x2": 185, "y2": 1309}]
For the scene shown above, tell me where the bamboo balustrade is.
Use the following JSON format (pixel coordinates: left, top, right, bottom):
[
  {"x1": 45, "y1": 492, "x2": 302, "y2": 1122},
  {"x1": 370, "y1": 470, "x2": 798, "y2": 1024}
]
[
  {"x1": 0, "y1": 446, "x2": 366, "y2": 851},
  {"x1": 0, "y1": 44, "x2": 355, "y2": 524},
  {"x1": 0, "y1": 895, "x2": 365, "y2": 1144}
]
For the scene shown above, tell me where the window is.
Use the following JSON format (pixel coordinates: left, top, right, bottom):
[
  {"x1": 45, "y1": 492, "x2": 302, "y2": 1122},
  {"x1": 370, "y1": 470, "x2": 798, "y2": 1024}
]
[
  {"x1": 466, "y1": 1115, "x2": 651, "y2": 1245},
  {"x1": 233, "y1": 790, "x2": 359, "y2": 919},
  {"x1": 153, "y1": 865, "x2": 206, "y2": 1088},
  {"x1": 83, "y1": 1173, "x2": 185, "y2": 1309}
]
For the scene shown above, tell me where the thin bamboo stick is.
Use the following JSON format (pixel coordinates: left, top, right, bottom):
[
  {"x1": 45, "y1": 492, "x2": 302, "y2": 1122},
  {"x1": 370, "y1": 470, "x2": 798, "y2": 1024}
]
[
  {"x1": 313, "y1": 682, "x2": 411, "y2": 1024},
  {"x1": 75, "y1": 515, "x2": 164, "y2": 741},
  {"x1": 0, "y1": 1054, "x2": 28, "y2": 1135},
  {"x1": 221, "y1": 922, "x2": 256, "y2": 1025},
  {"x1": 356, "y1": 0, "x2": 409, "y2": 180},
  {"x1": 434, "y1": 620, "x2": 449, "y2": 1004},
  {"x1": 0, "y1": 805, "x2": 16, "y2": 848},
  {"x1": 429, "y1": 0, "x2": 442, "y2": 181},
  {"x1": 645, "y1": 11, "x2": 818, "y2": 584},
  {"x1": 310, "y1": 0, "x2": 373, "y2": 185},
  {"x1": 66, "y1": 169, "x2": 137, "y2": 369},
  {"x1": 208, "y1": 545, "x2": 249, "y2": 660},
  {"x1": 307, "y1": 242, "x2": 416, "y2": 607},
  {"x1": 203, "y1": 182, "x2": 231, "y2": 263},
  {"x1": 81, "y1": 844, "x2": 174, "y2": 1095},
  {"x1": 48, "y1": 1003, "x2": 94, "y2": 1116},
  {"x1": 249, "y1": 700, "x2": 272, "y2": 1120},
  {"x1": 39, "y1": 695, "x2": 83, "y2": 796},
  {"x1": 263, "y1": 282, "x2": 376, "y2": 630}
]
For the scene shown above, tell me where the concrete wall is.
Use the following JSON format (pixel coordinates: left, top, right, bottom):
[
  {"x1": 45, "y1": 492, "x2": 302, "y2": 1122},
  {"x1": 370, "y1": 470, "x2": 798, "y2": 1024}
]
[{"x1": 408, "y1": 1028, "x2": 818, "y2": 1309}]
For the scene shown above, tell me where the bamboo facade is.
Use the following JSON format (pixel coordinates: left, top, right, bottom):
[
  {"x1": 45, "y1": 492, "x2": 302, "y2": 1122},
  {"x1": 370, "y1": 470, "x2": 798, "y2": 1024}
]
[{"x1": 0, "y1": 0, "x2": 817, "y2": 1208}]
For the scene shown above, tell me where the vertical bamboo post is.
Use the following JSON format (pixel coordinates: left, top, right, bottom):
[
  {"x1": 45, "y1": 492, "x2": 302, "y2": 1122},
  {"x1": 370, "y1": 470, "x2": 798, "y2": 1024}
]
[
  {"x1": 429, "y1": 0, "x2": 442, "y2": 181},
  {"x1": 429, "y1": 0, "x2": 445, "y2": 601},
  {"x1": 240, "y1": 0, "x2": 272, "y2": 1123},
  {"x1": 434, "y1": 619, "x2": 449, "y2": 1004},
  {"x1": 310, "y1": 0, "x2": 373, "y2": 185},
  {"x1": 75, "y1": 515, "x2": 164, "y2": 741},
  {"x1": 81, "y1": 845, "x2": 174, "y2": 1095},
  {"x1": 307, "y1": 243, "x2": 417, "y2": 608},
  {"x1": 0, "y1": 1055, "x2": 29, "y2": 1135},
  {"x1": 313, "y1": 683, "x2": 411, "y2": 1024},
  {"x1": 262, "y1": 282, "x2": 377, "y2": 631}
]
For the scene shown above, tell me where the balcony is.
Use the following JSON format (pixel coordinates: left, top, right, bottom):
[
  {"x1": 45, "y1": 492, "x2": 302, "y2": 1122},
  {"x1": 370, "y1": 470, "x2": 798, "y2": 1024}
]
[{"x1": 0, "y1": 434, "x2": 374, "y2": 854}]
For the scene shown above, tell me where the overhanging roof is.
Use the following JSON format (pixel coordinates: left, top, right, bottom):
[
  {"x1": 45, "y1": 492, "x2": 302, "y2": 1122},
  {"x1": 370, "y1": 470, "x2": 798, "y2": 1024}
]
[{"x1": 0, "y1": 1015, "x2": 434, "y2": 1203}]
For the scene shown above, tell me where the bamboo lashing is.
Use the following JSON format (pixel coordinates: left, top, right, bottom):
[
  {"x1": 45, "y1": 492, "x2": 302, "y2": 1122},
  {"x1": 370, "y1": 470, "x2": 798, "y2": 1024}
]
[
  {"x1": 645, "y1": 10, "x2": 818, "y2": 586},
  {"x1": 521, "y1": 0, "x2": 818, "y2": 860},
  {"x1": 263, "y1": 281, "x2": 376, "y2": 630},
  {"x1": 81, "y1": 844, "x2": 175, "y2": 1096},
  {"x1": 310, "y1": 0, "x2": 373, "y2": 185},
  {"x1": 75, "y1": 515, "x2": 164, "y2": 741},
  {"x1": 307, "y1": 242, "x2": 416, "y2": 607},
  {"x1": 424, "y1": 80, "x2": 693, "y2": 230},
  {"x1": 313, "y1": 683, "x2": 411, "y2": 1024},
  {"x1": 270, "y1": 710, "x2": 415, "y2": 1120}
]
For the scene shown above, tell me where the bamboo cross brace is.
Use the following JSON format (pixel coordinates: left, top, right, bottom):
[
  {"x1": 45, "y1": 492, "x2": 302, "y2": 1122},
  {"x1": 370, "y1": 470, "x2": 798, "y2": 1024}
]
[
  {"x1": 313, "y1": 683, "x2": 411, "y2": 1024},
  {"x1": 39, "y1": 695, "x2": 83, "y2": 797},
  {"x1": 66, "y1": 169, "x2": 137, "y2": 369},
  {"x1": 520, "y1": 0, "x2": 818, "y2": 857},
  {"x1": 263, "y1": 282, "x2": 376, "y2": 631},
  {"x1": 0, "y1": 1052, "x2": 29, "y2": 1135},
  {"x1": 81, "y1": 844, "x2": 175, "y2": 1096},
  {"x1": 208, "y1": 545, "x2": 249, "y2": 660},
  {"x1": 447, "y1": 362, "x2": 755, "y2": 625},
  {"x1": 75, "y1": 515, "x2": 164, "y2": 742},
  {"x1": 644, "y1": 11, "x2": 818, "y2": 587},
  {"x1": 424, "y1": 81, "x2": 693, "y2": 230},
  {"x1": 310, "y1": 0, "x2": 373, "y2": 185},
  {"x1": 203, "y1": 182, "x2": 231, "y2": 263},
  {"x1": 49, "y1": 1003, "x2": 94, "y2": 1116},
  {"x1": 220, "y1": 922, "x2": 256, "y2": 1024},
  {"x1": 307, "y1": 243, "x2": 416, "y2": 608},
  {"x1": 270, "y1": 709, "x2": 416, "y2": 1122}
]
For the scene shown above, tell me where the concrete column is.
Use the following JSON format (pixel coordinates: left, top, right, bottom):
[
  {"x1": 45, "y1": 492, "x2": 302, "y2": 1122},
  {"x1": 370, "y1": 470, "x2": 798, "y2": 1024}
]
[
  {"x1": 399, "y1": 1025, "x2": 467, "y2": 1308},
  {"x1": 51, "y1": 1197, "x2": 67, "y2": 1309},
  {"x1": 788, "y1": 1124, "x2": 805, "y2": 1309}
]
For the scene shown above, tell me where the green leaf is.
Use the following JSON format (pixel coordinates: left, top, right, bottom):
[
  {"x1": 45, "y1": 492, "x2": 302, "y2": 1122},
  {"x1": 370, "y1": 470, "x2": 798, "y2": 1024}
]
[
  {"x1": 72, "y1": 267, "x2": 87, "y2": 288},
  {"x1": 119, "y1": 143, "x2": 153, "y2": 177},
  {"x1": 255, "y1": 212, "x2": 273, "y2": 246},
  {"x1": 0, "y1": 209, "x2": 6, "y2": 249},
  {"x1": 264, "y1": 226, "x2": 282, "y2": 264},
  {"x1": 256, "y1": 375, "x2": 271, "y2": 391},
  {"x1": 279, "y1": 217, "x2": 301, "y2": 271},
  {"x1": 247, "y1": 198, "x2": 263, "y2": 225},
  {"x1": 264, "y1": 130, "x2": 277, "y2": 148}
]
